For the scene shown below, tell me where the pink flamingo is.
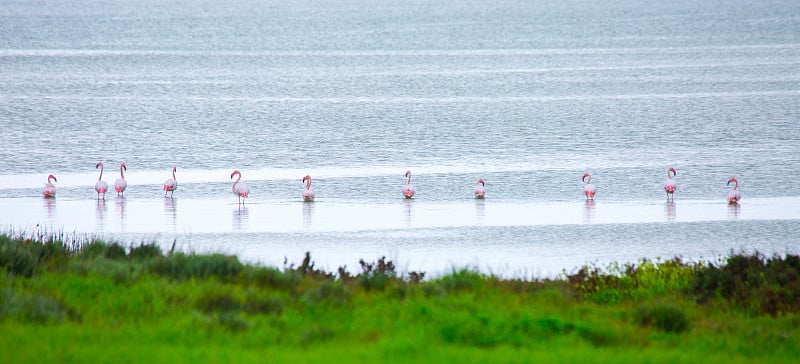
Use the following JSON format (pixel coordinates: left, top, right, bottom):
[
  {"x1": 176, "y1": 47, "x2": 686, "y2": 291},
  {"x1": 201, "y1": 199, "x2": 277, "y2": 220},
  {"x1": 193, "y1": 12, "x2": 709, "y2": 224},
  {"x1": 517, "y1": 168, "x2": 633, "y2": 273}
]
[
  {"x1": 664, "y1": 167, "x2": 676, "y2": 201},
  {"x1": 163, "y1": 165, "x2": 177, "y2": 198},
  {"x1": 474, "y1": 178, "x2": 485, "y2": 199},
  {"x1": 727, "y1": 177, "x2": 741, "y2": 204},
  {"x1": 95, "y1": 162, "x2": 108, "y2": 200},
  {"x1": 302, "y1": 175, "x2": 315, "y2": 202},
  {"x1": 582, "y1": 172, "x2": 596, "y2": 201},
  {"x1": 114, "y1": 162, "x2": 127, "y2": 197},
  {"x1": 231, "y1": 170, "x2": 250, "y2": 204},
  {"x1": 43, "y1": 174, "x2": 57, "y2": 198},
  {"x1": 402, "y1": 170, "x2": 415, "y2": 199}
]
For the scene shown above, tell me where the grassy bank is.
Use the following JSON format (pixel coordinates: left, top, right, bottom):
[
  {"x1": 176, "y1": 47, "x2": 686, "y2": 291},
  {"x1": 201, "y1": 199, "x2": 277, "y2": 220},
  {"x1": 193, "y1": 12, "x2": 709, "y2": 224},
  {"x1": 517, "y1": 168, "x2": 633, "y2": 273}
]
[{"x1": 1, "y1": 233, "x2": 798, "y2": 362}]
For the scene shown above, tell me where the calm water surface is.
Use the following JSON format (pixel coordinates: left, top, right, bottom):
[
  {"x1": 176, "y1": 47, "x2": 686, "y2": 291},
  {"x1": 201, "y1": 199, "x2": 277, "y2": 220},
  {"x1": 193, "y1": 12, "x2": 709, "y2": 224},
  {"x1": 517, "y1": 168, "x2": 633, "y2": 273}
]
[{"x1": 1, "y1": 0, "x2": 799, "y2": 276}]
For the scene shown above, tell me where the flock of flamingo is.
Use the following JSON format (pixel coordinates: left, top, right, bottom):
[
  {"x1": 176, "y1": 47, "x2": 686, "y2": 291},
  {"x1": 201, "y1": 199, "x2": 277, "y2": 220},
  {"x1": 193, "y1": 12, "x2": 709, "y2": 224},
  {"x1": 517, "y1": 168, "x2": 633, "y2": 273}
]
[{"x1": 39, "y1": 163, "x2": 744, "y2": 205}]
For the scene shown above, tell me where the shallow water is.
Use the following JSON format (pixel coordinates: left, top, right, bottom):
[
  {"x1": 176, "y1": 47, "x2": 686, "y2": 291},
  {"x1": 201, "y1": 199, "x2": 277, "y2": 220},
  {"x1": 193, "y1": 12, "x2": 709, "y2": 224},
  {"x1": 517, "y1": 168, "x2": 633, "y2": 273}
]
[{"x1": 1, "y1": 0, "x2": 799, "y2": 276}]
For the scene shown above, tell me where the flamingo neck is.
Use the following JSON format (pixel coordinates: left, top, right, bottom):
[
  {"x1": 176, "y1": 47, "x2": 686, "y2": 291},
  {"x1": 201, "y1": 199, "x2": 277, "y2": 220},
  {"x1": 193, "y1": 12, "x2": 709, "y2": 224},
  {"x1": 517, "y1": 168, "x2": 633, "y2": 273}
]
[
  {"x1": 306, "y1": 180, "x2": 311, "y2": 190},
  {"x1": 172, "y1": 168, "x2": 176, "y2": 181},
  {"x1": 120, "y1": 165, "x2": 126, "y2": 179},
  {"x1": 98, "y1": 165, "x2": 104, "y2": 181}
]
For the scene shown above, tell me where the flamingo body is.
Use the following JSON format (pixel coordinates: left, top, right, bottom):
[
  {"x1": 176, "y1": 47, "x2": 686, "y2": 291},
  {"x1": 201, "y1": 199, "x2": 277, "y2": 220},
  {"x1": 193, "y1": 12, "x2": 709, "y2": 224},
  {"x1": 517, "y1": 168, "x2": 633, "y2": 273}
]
[
  {"x1": 403, "y1": 170, "x2": 415, "y2": 199},
  {"x1": 163, "y1": 165, "x2": 177, "y2": 197},
  {"x1": 727, "y1": 177, "x2": 741, "y2": 204},
  {"x1": 114, "y1": 162, "x2": 127, "y2": 197},
  {"x1": 664, "y1": 167, "x2": 676, "y2": 201},
  {"x1": 231, "y1": 170, "x2": 250, "y2": 204},
  {"x1": 582, "y1": 172, "x2": 596, "y2": 200},
  {"x1": 302, "y1": 175, "x2": 315, "y2": 202},
  {"x1": 95, "y1": 162, "x2": 108, "y2": 199},
  {"x1": 474, "y1": 178, "x2": 485, "y2": 199},
  {"x1": 43, "y1": 174, "x2": 57, "y2": 198}
]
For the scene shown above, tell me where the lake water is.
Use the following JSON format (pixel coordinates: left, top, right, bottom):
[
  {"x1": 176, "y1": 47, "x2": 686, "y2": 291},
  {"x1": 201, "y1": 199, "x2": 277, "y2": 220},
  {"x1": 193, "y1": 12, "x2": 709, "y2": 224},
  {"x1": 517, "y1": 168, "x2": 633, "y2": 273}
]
[{"x1": 1, "y1": 0, "x2": 799, "y2": 277}]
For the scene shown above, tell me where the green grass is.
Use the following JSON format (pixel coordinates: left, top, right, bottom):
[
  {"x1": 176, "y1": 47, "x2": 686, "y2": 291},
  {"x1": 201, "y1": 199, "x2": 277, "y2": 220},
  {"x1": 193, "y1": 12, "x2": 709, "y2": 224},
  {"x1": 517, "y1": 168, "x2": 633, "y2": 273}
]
[{"x1": 0, "y1": 233, "x2": 798, "y2": 362}]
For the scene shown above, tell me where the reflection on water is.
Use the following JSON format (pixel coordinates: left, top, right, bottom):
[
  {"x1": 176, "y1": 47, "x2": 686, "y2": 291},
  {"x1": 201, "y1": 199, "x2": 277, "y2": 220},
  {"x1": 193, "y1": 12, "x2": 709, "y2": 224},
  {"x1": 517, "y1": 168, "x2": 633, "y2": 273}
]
[
  {"x1": 43, "y1": 197, "x2": 56, "y2": 220},
  {"x1": 233, "y1": 206, "x2": 249, "y2": 230},
  {"x1": 404, "y1": 199, "x2": 413, "y2": 227},
  {"x1": 95, "y1": 199, "x2": 106, "y2": 230},
  {"x1": 164, "y1": 198, "x2": 177, "y2": 229},
  {"x1": 116, "y1": 198, "x2": 126, "y2": 233},
  {"x1": 474, "y1": 199, "x2": 485, "y2": 224},
  {"x1": 116, "y1": 198, "x2": 126, "y2": 219},
  {"x1": 303, "y1": 203, "x2": 314, "y2": 228},
  {"x1": 665, "y1": 201, "x2": 676, "y2": 221},
  {"x1": 583, "y1": 200, "x2": 595, "y2": 224},
  {"x1": 728, "y1": 203, "x2": 741, "y2": 220}
]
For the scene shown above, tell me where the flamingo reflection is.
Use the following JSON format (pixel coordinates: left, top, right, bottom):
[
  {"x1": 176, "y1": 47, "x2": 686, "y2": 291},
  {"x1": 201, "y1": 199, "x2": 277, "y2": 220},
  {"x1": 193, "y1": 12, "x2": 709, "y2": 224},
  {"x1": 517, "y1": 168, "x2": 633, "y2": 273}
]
[
  {"x1": 303, "y1": 202, "x2": 314, "y2": 228},
  {"x1": 727, "y1": 203, "x2": 741, "y2": 220},
  {"x1": 665, "y1": 201, "x2": 676, "y2": 221},
  {"x1": 233, "y1": 206, "x2": 249, "y2": 230},
  {"x1": 583, "y1": 200, "x2": 596, "y2": 224}
]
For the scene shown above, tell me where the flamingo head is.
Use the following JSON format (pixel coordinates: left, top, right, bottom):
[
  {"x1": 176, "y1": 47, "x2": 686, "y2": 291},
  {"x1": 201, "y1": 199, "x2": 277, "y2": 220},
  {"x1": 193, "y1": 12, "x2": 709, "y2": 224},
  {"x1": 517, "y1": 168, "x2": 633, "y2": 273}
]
[
  {"x1": 668, "y1": 167, "x2": 676, "y2": 177},
  {"x1": 120, "y1": 162, "x2": 127, "y2": 171},
  {"x1": 581, "y1": 172, "x2": 591, "y2": 182},
  {"x1": 96, "y1": 162, "x2": 103, "y2": 169},
  {"x1": 477, "y1": 178, "x2": 484, "y2": 186},
  {"x1": 727, "y1": 177, "x2": 739, "y2": 189},
  {"x1": 405, "y1": 170, "x2": 411, "y2": 178},
  {"x1": 230, "y1": 170, "x2": 241, "y2": 179},
  {"x1": 47, "y1": 174, "x2": 57, "y2": 184},
  {"x1": 302, "y1": 175, "x2": 311, "y2": 183}
]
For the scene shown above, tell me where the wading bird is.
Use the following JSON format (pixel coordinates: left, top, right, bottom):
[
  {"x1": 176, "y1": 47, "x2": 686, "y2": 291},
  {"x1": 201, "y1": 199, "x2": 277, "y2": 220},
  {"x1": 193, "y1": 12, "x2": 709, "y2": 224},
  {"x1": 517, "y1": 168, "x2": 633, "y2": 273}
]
[
  {"x1": 95, "y1": 162, "x2": 108, "y2": 200},
  {"x1": 664, "y1": 167, "x2": 676, "y2": 201},
  {"x1": 114, "y1": 162, "x2": 127, "y2": 197},
  {"x1": 582, "y1": 172, "x2": 596, "y2": 201},
  {"x1": 474, "y1": 178, "x2": 485, "y2": 199},
  {"x1": 302, "y1": 175, "x2": 315, "y2": 202},
  {"x1": 403, "y1": 170, "x2": 415, "y2": 199},
  {"x1": 163, "y1": 165, "x2": 177, "y2": 198},
  {"x1": 231, "y1": 170, "x2": 250, "y2": 204},
  {"x1": 727, "y1": 177, "x2": 741, "y2": 204},
  {"x1": 43, "y1": 175, "x2": 57, "y2": 198}
]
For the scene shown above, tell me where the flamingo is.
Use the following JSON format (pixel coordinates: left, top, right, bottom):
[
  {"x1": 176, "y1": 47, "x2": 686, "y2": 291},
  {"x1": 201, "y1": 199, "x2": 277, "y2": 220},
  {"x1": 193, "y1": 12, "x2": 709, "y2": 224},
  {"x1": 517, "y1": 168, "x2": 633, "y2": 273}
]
[
  {"x1": 163, "y1": 165, "x2": 177, "y2": 198},
  {"x1": 474, "y1": 178, "x2": 485, "y2": 199},
  {"x1": 402, "y1": 170, "x2": 415, "y2": 199},
  {"x1": 664, "y1": 167, "x2": 676, "y2": 201},
  {"x1": 95, "y1": 162, "x2": 108, "y2": 200},
  {"x1": 43, "y1": 174, "x2": 57, "y2": 198},
  {"x1": 231, "y1": 170, "x2": 249, "y2": 204},
  {"x1": 114, "y1": 162, "x2": 127, "y2": 197},
  {"x1": 727, "y1": 177, "x2": 741, "y2": 204},
  {"x1": 582, "y1": 172, "x2": 596, "y2": 201},
  {"x1": 302, "y1": 175, "x2": 315, "y2": 202}
]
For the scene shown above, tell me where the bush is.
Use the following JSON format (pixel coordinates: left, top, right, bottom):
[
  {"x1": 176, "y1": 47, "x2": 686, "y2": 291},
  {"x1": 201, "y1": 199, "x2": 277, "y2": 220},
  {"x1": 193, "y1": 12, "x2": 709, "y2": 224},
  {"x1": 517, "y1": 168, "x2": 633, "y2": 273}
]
[
  {"x1": 0, "y1": 237, "x2": 38, "y2": 277},
  {"x1": 0, "y1": 289, "x2": 79, "y2": 324},
  {"x1": 128, "y1": 243, "x2": 162, "y2": 261},
  {"x1": 152, "y1": 253, "x2": 243, "y2": 281},
  {"x1": 634, "y1": 304, "x2": 690, "y2": 333},
  {"x1": 692, "y1": 253, "x2": 800, "y2": 315}
]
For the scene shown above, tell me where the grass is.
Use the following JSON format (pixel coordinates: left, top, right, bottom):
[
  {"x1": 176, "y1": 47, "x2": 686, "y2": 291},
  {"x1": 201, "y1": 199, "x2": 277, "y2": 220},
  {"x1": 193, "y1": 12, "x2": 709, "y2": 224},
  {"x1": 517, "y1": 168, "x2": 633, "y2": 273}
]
[{"x1": 0, "y1": 233, "x2": 798, "y2": 363}]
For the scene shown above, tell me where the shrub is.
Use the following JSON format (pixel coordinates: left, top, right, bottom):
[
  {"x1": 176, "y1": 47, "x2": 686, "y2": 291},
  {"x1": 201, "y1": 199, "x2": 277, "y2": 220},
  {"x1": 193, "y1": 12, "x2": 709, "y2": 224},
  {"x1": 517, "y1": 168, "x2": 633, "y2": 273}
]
[
  {"x1": 0, "y1": 289, "x2": 79, "y2": 324},
  {"x1": 0, "y1": 237, "x2": 38, "y2": 277},
  {"x1": 152, "y1": 253, "x2": 243, "y2": 281},
  {"x1": 128, "y1": 243, "x2": 162, "y2": 261},
  {"x1": 692, "y1": 253, "x2": 800, "y2": 315},
  {"x1": 634, "y1": 304, "x2": 690, "y2": 333}
]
